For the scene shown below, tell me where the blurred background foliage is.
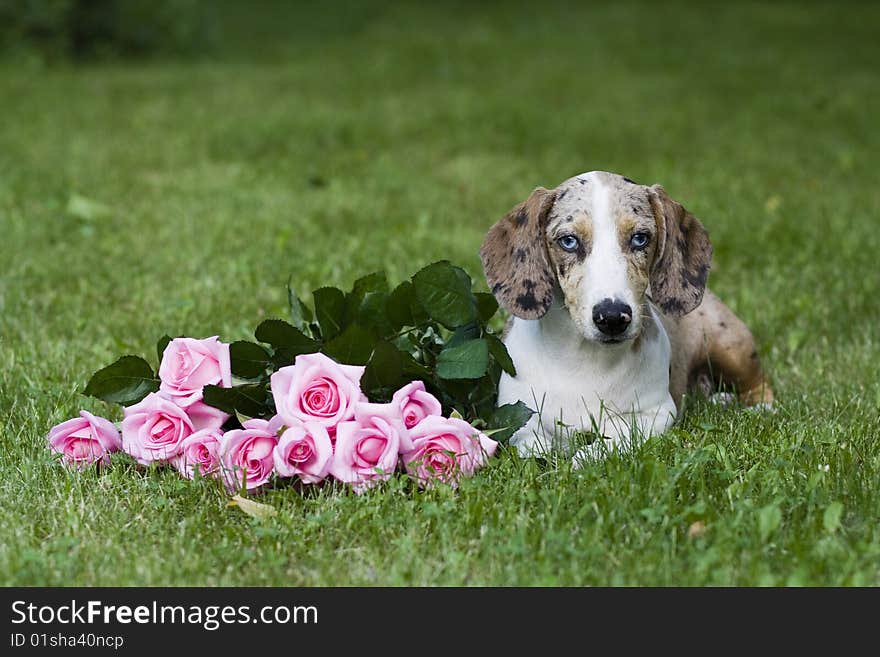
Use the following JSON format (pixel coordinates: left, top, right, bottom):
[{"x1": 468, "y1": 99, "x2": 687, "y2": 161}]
[
  {"x1": 0, "y1": 0, "x2": 216, "y2": 59},
  {"x1": 0, "y1": 0, "x2": 384, "y2": 61}
]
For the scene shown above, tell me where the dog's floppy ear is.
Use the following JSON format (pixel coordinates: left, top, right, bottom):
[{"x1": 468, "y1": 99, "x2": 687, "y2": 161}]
[
  {"x1": 648, "y1": 184, "x2": 713, "y2": 316},
  {"x1": 480, "y1": 187, "x2": 557, "y2": 320}
]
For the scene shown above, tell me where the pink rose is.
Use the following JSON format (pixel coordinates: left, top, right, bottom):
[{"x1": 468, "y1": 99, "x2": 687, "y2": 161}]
[
  {"x1": 47, "y1": 410, "x2": 121, "y2": 469},
  {"x1": 352, "y1": 399, "x2": 413, "y2": 452},
  {"x1": 273, "y1": 421, "x2": 333, "y2": 484},
  {"x1": 158, "y1": 336, "x2": 232, "y2": 408},
  {"x1": 185, "y1": 400, "x2": 229, "y2": 432},
  {"x1": 392, "y1": 381, "x2": 442, "y2": 430},
  {"x1": 218, "y1": 418, "x2": 278, "y2": 492},
  {"x1": 270, "y1": 352, "x2": 366, "y2": 437},
  {"x1": 330, "y1": 406, "x2": 401, "y2": 493},
  {"x1": 172, "y1": 427, "x2": 223, "y2": 480},
  {"x1": 401, "y1": 416, "x2": 498, "y2": 489},
  {"x1": 121, "y1": 392, "x2": 195, "y2": 465}
]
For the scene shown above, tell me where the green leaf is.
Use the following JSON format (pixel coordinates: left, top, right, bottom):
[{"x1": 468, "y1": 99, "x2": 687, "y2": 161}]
[
  {"x1": 286, "y1": 276, "x2": 313, "y2": 332},
  {"x1": 453, "y1": 265, "x2": 473, "y2": 292},
  {"x1": 446, "y1": 323, "x2": 481, "y2": 349},
  {"x1": 400, "y1": 351, "x2": 432, "y2": 379},
  {"x1": 436, "y1": 338, "x2": 489, "y2": 379},
  {"x1": 203, "y1": 383, "x2": 268, "y2": 417},
  {"x1": 412, "y1": 261, "x2": 477, "y2": 329},
  {"x1": 440, "y1": 378, "x2": 476, "y2": 409},
  {"x1": 387, "y1": 280, "x2": 415, "y2": 330},
  {"x1": 486, "y1": 332, "x2": 516, "y2": 376},
  {"x1": 82, "y1": 355, "x2": 159, "y2": 406},
  {"x1": 351, "y1": 271, "x2": 388, "y2": 297},
  {"x1": 475, "y1": 292, "x2": 499, "y2": 323},
  {"x1": 234, "y1": 410, "x2": 255, "y2": 426},
  {"x1": 254, "y1": 319, "x2": 319, "y2": 354},
  {"x1": 758, "y1": 504, "x2": 782, "y2": 542},
  {"x1": 487, "y1": 401, "x2": 534, "y2": 443},
  {"x1": 229, "y1": 340, "x2": 271, "y2": 379},
  {"x1": 355, "y1": 290, "x2": 393, "y2": 333},
  {"x1": 313, "y1": 286, "x2": 347, "y2": 340},
  {"x1": 156, "y1": 334, "x2": 172, "y2": 364},
  {"x1": 342, "y1": 272, "x2": 392, "y2": 334},
  {"x1": 322, "y1": 324, "x2": 377, "y2": 366},
  {"x1": 823, "y1": 501, "x2": 844, "y2": 533},
  {"x1": 469, "y1": 372, "x2": 500, "y2": 413},
  {"x1": 362, "y1": 340, "x2": 404, "y2": 397}
]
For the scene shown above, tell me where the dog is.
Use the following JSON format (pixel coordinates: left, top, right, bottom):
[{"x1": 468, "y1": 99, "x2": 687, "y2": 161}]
[{"x1": 480, "y1": 171, "x2": 773, "y2": 459}]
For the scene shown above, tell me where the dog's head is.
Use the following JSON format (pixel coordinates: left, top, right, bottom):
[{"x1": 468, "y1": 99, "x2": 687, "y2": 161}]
[{"x1": 480, "y1": 171, "x2": 712, "y2": 344}]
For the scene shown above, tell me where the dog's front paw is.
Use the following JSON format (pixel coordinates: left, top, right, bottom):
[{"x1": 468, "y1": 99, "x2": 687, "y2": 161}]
[
  {"x1": 571, "y1": 434, "x2": 631, "y2": 467},
  {"x1": 708, "y1": 392, "x2": 737, "y2": 407},
  {"x1": 509, "y1": 421, "x2": 550, "y2": 458},
  {"x1": 572, "y1": 441, "x2": 607, "y2": 468},
  {"x1": 745, "y1": 401, "x2": 776, "y2": 414}
]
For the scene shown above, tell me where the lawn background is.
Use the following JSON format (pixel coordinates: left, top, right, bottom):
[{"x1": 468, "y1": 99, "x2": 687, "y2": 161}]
[{"x1": 1, "y1": 0, "x2": 879, "y2": 585}]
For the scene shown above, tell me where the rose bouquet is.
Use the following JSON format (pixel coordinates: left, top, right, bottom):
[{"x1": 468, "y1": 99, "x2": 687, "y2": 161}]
[{"x1": 46, "y1": 261, "x2": 534, "y2": 494}]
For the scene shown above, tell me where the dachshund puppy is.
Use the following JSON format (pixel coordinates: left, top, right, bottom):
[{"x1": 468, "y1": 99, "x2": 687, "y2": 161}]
[{"x1": 481, "y1": 171, "x2": 773, "y2": 458}]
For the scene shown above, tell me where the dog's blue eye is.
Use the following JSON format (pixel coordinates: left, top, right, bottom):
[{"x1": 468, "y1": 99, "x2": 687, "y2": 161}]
[
  {"x1": 557, "y1": 235, "x2": 580, "y2": 252},
  {"x1": 630, "y1": 232, "x2": 650, "y2": 250}
]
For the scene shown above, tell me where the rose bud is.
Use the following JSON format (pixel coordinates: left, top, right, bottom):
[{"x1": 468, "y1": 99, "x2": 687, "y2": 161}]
[
  {"x1": 158, "y1": 336, "x2": 231, "y2": 408},
  {"x1": 391, "y1": 381, "x2": 442, "y2": 430},
  {"x1": 218, "y1": 418, "x2": 279, "y2": 492},
  {"x1": 172, "y1": 427, "x2": 223, "y2": 480},
  {"x1": 47, "y1": 410, "x2": 121, "y2": 469},
  {"x1": 330, "y1": 407, "x2": 402, "y2": 494},
  {"x1": 273, "y1": 420, "x2": 333, "y2": 484},
  {"x1": 121, "y1": 392, "x2": 195, "y2": 465},
  {"x1": 401, "y1": 415, "x2": 498, "y2": 489}
]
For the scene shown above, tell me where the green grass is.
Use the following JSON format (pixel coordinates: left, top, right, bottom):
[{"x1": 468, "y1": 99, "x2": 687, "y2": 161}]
[{"x1": 2, "y1": 0, "x2": 879, "y2": 586}]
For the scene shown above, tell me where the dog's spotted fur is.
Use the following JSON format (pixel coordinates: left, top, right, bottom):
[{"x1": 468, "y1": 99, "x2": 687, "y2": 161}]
[
  {"x1": 481, "y1": 187, "x2": 558, "y2": 319},
  {"x1": 648, "y1": 184, "x2": 713, "y2": 317}
]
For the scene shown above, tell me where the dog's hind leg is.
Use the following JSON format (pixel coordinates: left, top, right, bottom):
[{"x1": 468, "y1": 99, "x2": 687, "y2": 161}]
[{"x1": 699, "y1": 295, "x2": 774, "y2": 408}]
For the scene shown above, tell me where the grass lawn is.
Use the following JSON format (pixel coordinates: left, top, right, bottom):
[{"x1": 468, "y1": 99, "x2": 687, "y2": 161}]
[{"x1": 1, "y1": 0, "x2": 879, "y2": 586}]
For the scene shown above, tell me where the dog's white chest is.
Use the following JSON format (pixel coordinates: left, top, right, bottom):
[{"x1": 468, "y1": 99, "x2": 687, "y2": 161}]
[{"x1": 498, "y1": 303, "x2": 677, "y2": 455}]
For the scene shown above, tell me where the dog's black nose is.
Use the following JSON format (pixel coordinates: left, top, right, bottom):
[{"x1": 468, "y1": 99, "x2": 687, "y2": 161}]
[{"x1": 592, "y1": 299, "x2": 632, "y2": 336}]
